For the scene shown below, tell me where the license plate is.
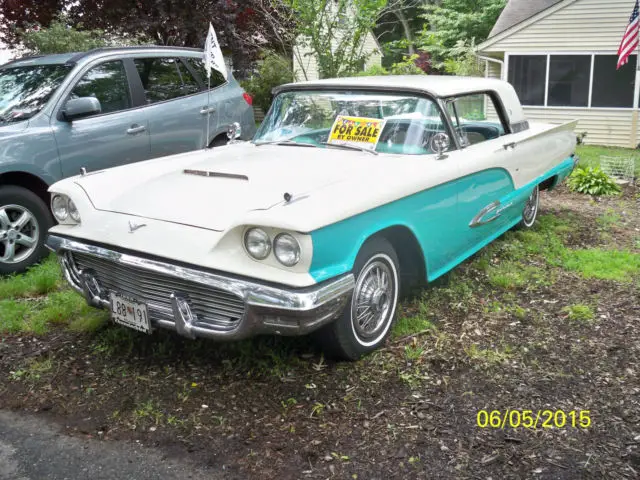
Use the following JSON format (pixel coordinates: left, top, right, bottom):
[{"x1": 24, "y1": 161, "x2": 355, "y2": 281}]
[{"x1": 110, "y1": 292, "x2": 150, "y2": 334}]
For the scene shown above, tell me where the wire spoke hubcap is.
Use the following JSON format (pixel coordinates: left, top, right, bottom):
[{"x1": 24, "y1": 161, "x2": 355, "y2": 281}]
[
  {"x1": 523, "y1": 186, "x2": 539, "y2": 225},
  {"x1": 352, "y1": 260, "x2": 395, "y2": 341},
  {"x1": 0, "y1": 205, "x2": 39, "y2": 264}
]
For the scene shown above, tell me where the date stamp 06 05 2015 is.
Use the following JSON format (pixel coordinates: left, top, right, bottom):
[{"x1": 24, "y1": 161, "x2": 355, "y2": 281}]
[{"x1": 477, "y1": 410, "x2": 591, "y2": 430}]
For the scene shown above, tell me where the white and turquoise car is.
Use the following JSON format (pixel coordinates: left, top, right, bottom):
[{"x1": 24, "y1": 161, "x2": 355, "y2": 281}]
[{"x1": 45, "y1": 76, "x2": 577, "y2": 360}]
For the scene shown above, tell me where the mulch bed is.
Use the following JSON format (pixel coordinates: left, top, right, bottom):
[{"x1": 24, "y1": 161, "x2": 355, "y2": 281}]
[{"x1": 1, "y1": 185, "x2": 639, "y2": 479}]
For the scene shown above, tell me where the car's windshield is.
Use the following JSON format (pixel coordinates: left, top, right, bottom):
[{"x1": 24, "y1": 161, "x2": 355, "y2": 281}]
[
  {"x1": 254, "y1": 90, "x2": 450, "y2": 155},
  {"x1": 0, "y1": 64, "x2": 72, "y2": 124}
]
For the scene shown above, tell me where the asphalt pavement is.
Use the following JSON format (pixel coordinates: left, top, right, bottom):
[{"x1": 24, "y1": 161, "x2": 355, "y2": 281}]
[{"x1": 0, "y1": 410, "x2": 217, "y2": 480}]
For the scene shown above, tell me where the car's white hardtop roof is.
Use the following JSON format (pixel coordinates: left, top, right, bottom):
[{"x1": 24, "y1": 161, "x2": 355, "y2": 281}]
[
  {"x1": 276, "y1": 75, "x2": 526, "y2": 124},
  {"x1": 278, "y1": 75, "x2": 505, "y2": 98}
]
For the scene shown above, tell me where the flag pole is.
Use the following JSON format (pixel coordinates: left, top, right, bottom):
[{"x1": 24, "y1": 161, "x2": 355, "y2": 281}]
[
  {"x1": 634, "y1": 17, "x2": 640, "y2": 148},
  {"x1": 205, "y1": 74, "x2": 211, "y2": 149}
]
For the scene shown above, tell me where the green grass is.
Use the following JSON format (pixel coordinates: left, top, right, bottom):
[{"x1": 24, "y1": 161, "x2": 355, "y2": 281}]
[
  {"x1": 562, "y1": 249, "x2": 640, "y2": 282},
  {"x1": 0, "y1": 289, "x2": 108, "y2": 335},
  {"x1": 393, "y1": 315, "x2": 434, "y2": 339},
  {"x1": 0, "y1": 255, "x2": 61, "y2": 300},
  {"x1": 487, "y1": 262, "x2": 552, "y2": 290},
  {"x1": 562, "y1": 304, "x2": 596, "y2": 323},
  {"x1": 576, "y1": 145, "x2": 640, "y2": 176}
]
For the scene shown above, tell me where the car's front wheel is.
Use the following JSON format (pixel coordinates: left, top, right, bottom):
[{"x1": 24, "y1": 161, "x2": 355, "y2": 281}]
[
  {"x1": 316, "y1": 237, "x2": 400, "y2": 361},
  {"x1": 0, "y1": 186, "x2": 53, "y2": 275}
]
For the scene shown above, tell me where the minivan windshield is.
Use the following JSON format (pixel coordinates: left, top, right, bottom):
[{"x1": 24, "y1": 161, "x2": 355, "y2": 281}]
[
  {"x1": 254, "y1": 90, "x2": 449, "y2": 155},
  {"x1": 0, "y1": 64, "x2": 72, "y2": 124}
]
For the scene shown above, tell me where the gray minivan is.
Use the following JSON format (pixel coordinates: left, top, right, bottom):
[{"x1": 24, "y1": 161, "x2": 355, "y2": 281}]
[{"x1": 0, "y1": 46, "x2": 256, "y2": 274}]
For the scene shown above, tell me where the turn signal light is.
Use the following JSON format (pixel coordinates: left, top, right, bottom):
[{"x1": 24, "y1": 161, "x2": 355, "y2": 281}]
[{"x1": 243, "y1": 92, "x2": 253, "y2": 106}]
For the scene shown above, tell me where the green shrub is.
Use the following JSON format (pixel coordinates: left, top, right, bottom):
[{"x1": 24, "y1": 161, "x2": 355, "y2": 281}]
[
  {"x1": 358, "y1": 64, "x2": 390, "y2": 76},
  {"x1": 358, "y1": 55, "x2": 426, "y2": 77},
  {"x1": 241, "y1": 52, "x2": 293, "y2": 112},
  {"x1": 567, "y1": 166, "x2": 621, "y2": 196}
]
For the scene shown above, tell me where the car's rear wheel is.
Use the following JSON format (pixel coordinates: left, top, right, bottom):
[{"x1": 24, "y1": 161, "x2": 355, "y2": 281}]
[
  {"x1": 0, "y1": 186, "x2": 53, "y2": 275},
  {"x1": 315, "y1": 237, "x2": 400, "y2": 361},
  {"x1": 516, "y1": 185, "x2": 540, "y2": 229}
]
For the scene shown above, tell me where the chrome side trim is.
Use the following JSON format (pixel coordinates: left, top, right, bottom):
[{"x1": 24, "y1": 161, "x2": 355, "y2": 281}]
[
  {"x1": 469, "y1": 200, "x2": 502, "y2": 228},
  {"x1": 46, "y1": 234, "x2": 355, "y2": 313}
]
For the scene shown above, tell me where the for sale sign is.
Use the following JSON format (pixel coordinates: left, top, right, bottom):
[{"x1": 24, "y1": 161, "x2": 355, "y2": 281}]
[{"x1": 328, "y1": 115, "x2": 386, "y2": 151}]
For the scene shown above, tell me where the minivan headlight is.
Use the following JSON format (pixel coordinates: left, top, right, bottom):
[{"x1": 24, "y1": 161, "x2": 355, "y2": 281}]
[
  {"x1": 244, "y1": 228, "x2": 271, "y2": 260},
  {"x1": 51, "y1": 195, "x2": 69, "y2": 221},
  {"x1": 274, "y1": 233, "x2": 300, "y2": 267}
]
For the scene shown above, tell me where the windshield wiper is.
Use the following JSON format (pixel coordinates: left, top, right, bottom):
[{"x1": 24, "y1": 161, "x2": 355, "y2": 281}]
[
  {"x1": 320, "y1": 142, "x2": 379, "y2": 156},
  {"x1": 254, "y1": 139, "x2": 318, "y2": 148}
]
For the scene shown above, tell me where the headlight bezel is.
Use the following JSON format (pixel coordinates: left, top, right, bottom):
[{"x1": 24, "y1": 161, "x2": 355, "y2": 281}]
[
  {"x1": 273, "y1": 233, "x2": 301, "y2": 267},
  {"x1": 244, "y1": 227, "x2": 272, "y2": 260},
  {"x1": 51, "y1": 194, "x2": 70, "y2": 222},
  {"x1": 51, "y1": 194, "x2": 81, "y2": 224},
  {"x1": 68, "y1": 199, "x2": 81, "y2": 222}
]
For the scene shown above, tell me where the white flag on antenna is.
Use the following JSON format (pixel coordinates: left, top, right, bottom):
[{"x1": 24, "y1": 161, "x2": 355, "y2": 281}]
[{"x1": 204, "y1": 22, "x2": 227, "y2": 80}]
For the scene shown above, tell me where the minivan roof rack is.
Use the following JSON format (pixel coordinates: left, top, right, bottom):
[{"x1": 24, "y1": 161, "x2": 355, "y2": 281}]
[{"x1": 66, "y1": 46, "x2": 203, "y2": 65}]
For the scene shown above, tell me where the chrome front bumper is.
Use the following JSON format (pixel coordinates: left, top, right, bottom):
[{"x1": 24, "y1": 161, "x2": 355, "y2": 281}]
[{"x1": 46, "y1": 235, "x2": 354, "y2": 340}]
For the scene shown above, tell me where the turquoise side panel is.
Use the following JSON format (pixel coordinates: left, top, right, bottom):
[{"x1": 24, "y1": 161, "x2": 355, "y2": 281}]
[{"x1": 309, "y1": 156, "x2": 575, "y2": 284}]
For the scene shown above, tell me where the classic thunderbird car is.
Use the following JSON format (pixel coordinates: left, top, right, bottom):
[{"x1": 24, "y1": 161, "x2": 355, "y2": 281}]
[{"x1": 46, "y1": 76, "x2": 577, "y2": 360}]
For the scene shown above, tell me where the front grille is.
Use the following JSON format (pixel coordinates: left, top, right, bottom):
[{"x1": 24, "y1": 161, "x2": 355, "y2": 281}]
[{"x1": 71, "y1": 252, "x2": 245, "y2": 331}]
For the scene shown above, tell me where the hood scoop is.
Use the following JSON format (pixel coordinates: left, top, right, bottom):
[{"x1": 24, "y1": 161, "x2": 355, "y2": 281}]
[{"x1": 183, "y1": 169, "x2": 249, "y2": 181}]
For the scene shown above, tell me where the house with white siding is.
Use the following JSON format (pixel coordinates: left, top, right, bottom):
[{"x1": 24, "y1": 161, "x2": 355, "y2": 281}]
[{"x1": 478, "y1": 0, "x2": 640, "y2": 148}]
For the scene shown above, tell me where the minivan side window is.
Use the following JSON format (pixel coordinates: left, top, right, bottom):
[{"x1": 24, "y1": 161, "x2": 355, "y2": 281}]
[
  {"x1": 69, "y1": 61, "x2": 131, "y2": 116},
  {"x1": 134, "y1": 57, "x2": 200, "y2": 104},
  {"x1": 185, "y1": 58, "x2": 226, "y2": 90}
]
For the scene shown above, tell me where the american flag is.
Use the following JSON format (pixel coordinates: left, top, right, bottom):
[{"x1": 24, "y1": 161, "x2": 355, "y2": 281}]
[{"x1": 617, "y1": 0, "x2": 640, "y2": 69}]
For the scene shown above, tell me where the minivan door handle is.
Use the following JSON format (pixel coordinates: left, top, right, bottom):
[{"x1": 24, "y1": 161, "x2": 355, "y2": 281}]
[
  {"x1": 503, "y1": 142, "x2": 517, "y2": 151},
  {"x1": 200, "y1": 107, "x2": 216, "y2": 115},
  {"x1": 126, "y1": 125, "x2": 146, "y2": 135}
]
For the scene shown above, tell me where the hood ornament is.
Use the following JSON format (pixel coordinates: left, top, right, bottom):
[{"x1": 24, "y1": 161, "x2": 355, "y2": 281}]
[{"x1": 128, "y1": 221, "x2": 147, "y2": 233}]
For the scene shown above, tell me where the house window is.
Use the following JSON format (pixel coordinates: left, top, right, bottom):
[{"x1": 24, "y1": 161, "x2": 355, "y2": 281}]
[
  {"x1": 507, "y1": 53, "x2": 637, "y2": 109},
  {"x1": 592, "y1": 55, "x2": 637, "y2": 108},
  {"x1": 548, "y1": 55, "x2": 590, "y2": 107},
  {"x1": 508, "y1": 55, "x2": 547, "y2": 106}
]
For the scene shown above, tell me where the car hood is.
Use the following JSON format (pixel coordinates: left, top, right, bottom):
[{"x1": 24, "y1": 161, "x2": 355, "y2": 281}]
[
  {"x1": 0, "y1": 121, "x2": 29, "y2": 138},
  {"x1": 73, "y1": 143, "x2": 370, "y2": 231}
]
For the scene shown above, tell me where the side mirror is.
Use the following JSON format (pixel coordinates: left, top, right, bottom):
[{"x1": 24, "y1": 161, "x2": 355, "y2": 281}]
[
  {"x1": 431, "y1": 132, "x2": 451, "y2": 159},
  {"x1": 227, "y1": 122, "x2": 242, "y2": 143},
  {"x1": 62, "y1": 97, "x2": 102, "y2": 121}
]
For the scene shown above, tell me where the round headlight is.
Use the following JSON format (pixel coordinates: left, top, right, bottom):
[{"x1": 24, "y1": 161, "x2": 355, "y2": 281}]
[
  {"x1": 274, "y1": 233, "x2": 300, "y2": 267},
  {"x1": 244, "y1": 228, "x2": 271, "y2": 260},
  {"x1": 51, "y1": 195, "x2": 69, "y2": 221},
  {"x1": 68, "y1": 199, "x2": 81, "y2": 222}
]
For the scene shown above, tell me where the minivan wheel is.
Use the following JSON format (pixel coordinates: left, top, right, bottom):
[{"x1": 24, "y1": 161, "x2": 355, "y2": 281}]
[
  {"x1": 315, "y1": 238, "x2": 400, "y2": 361},
  {"x1": 0, "y1": 186, "x2": 53, "y2": 275}
]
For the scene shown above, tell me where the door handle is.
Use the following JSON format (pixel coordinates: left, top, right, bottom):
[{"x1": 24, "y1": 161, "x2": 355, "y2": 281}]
[
  {"x1": 126, "y1": 125, "x2": 146, "y2": 135},
  {"x1": 503, "y1": 142, "x2": 517, "y2": 150},
  {"x1": 200, "y1": 107, "x2": 216, "y2": 115}
]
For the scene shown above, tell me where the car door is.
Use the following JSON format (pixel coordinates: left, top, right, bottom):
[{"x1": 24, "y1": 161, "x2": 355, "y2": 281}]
[
  {"x1": 52, "y1": 59, "x2": 151, "y2": 177},
  {"x1": 445, "y1": 93, "x2": 520, "y2": 256},
  {"x1": 132, "y1": 56, "x2": 219, "y2": 156}
]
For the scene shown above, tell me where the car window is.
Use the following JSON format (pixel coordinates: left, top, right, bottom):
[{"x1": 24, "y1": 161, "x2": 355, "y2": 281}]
[
  {"x1": 185, "y1": 58, "x2": 226, "y2": 89},
  {"x1": 0, "y1": 64, "x2": 72, "y2": 124},
  {"x1": 69, "y1": 61, "x2": 131, "y2": 116},
  {"x1": 134, "y1": 57, "x2": 201, "y2": 104},
  {"x1": 446, "y1": 93, "x2": 506, "y2": 147}
]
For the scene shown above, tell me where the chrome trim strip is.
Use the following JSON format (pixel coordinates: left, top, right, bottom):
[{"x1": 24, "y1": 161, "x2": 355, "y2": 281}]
[
  {"x1": 46, "y1": 234, "x2": 355, "y2": 313},
  {"x1": 469, "y1": 200, "x2": 502, "y2": 228}
]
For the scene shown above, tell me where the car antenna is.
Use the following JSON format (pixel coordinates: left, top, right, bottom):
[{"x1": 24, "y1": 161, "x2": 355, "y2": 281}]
[
  {"x1": 284, "y1": 192, "x2": 292, "y2": 203},
  {"x1": 80, "y1": 167, "x2": 87, "y2": 176}
]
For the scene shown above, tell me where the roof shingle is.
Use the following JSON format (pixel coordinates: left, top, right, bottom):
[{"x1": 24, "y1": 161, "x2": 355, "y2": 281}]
[{"x1": 489, "y1": 0, "x2": 565, "y2": 37}]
